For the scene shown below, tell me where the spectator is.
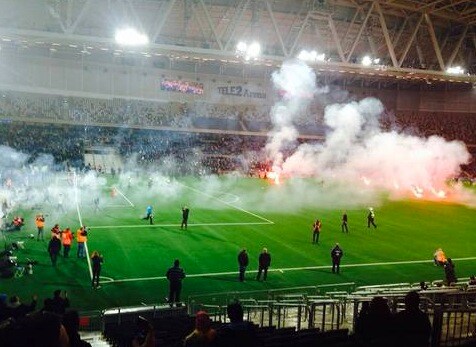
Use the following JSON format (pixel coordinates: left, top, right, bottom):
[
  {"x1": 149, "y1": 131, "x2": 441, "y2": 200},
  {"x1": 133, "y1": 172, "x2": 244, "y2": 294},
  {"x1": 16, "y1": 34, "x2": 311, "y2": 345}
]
[
  {"x1": 62, "y1": 310, "x2": 92, "y2": 347},
  {"x1": 7, "y1": 294, "x2": 37, "y2": 320},
  {"x1": 184, "y1": 310, "x2": 217, "y2": 346},
  {"x1": 216, "y1": 302, "x2": 258, "y2": 347},
  {"x1": 354, "y1": 296, "x2": 395, "y2": 345},
  {"x1": 43, "y1": 290, "x2": 70, "y2": 316},
  {"x1": 394, "y1": 291, "x2": 431, "y2": 347}
]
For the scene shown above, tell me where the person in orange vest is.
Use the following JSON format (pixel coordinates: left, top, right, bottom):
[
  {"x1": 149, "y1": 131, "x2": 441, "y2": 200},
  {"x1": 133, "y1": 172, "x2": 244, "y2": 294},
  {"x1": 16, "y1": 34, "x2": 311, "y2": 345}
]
[
  {"x1": 61, "y1": 228, "x2": 73, "y2": 258},
  {"x1": 35, "y1": 214, "x2": 45, "y2": 241},
  {"x1": 76, "y1": 226, "x2": 88, "y2": 258}
]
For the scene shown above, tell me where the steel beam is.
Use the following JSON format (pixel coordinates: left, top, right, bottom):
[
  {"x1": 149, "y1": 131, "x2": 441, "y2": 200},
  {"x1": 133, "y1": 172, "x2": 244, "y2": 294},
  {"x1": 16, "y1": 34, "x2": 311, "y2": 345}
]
[
  {"x1": 66, "y1": 0, "x2": 93, "y2": 35},
  {"x1": 328, "y1": 15, "x2": 346, "y2": 62},
  {"x1": 398, "y1": 14, "x2": 423, "y2": 67},
  {"x1": 151, "y1": 0, "x2": 178, "y2": 43},
  {"x1": 424, "y1": 13, "x2": 445, "y2": 71},
  {"x1": 266, "y1": 0, "x2": 288, "y2": 57},
  {"x1": 199, "y1": 0, "x2": 223, "y2": 51},
  {"x1": 346, "y1": 1, "x2": 375, "y2": 63},
  {"x1": 446, "y1": 25, "x2": 468, "y2": 68},
  {"x1": 224, "y1": 0, "x2": 251, "y2": 51},
  {"x1": 289, "y1": 13, "x2": 310, "y2": 57},
  {"x1": 376, "y1": 2, "x2": 398, "y2": 67}
]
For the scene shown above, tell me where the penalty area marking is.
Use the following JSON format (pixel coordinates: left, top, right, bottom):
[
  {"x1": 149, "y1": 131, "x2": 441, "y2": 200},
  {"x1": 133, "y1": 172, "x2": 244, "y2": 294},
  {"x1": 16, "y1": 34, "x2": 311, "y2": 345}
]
[
  {"x1": 101, "y1": 256, "x2": 476, "y2": 285},
  {"x1": 179, "y1": 183, "x2": 274, "y2": 224},
  {"x1": 113, "y1": 186, "x2": 135, "y2": 207},
  {"x1": 90, "y1": 221, "x2": 273, "y2": 230}
]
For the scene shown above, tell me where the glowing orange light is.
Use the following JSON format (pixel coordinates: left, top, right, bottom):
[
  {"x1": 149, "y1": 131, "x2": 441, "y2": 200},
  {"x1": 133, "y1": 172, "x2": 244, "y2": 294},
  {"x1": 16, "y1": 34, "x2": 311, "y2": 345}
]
[
  {"x1": 430, "y1": 187, "x2": 446, "y2": 198},
  {"x1": 267, "y1": 171, "x2": 281, "y2": 185},
  {"x1": 411, "y1": 185, "x2": 424, "y2": 198}
]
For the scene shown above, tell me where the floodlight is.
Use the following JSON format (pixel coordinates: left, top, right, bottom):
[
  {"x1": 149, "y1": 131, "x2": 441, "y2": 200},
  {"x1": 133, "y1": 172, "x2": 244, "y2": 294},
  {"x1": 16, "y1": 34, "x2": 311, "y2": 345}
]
[
  {"x1": 373, "y1": 58, "x2": 380, "y2": 64},
  {"x1": 361, "y1": 56, "x2": 372, "y2": 66},
  {"x1": 298, "y1": 49, "x2": 325, "y2": 63},
  {"x1": 446, "y1": 66, "x2": 465, "y2": 75},
  {"x1": 115, "y1": 28, "x2": 149, "y2": 46},
  {"x1": 247, "y1": 42, "x2": 261, "y2": 58},
  {"x1": 236, "y1": 41, "x2": 247, "y2": 53},
  {"x1": 298, "y1": 50, "x2": 310, "y2": 61},
  {"x1": 236, "y1": 41, "x2": 261, "y2": 60}
]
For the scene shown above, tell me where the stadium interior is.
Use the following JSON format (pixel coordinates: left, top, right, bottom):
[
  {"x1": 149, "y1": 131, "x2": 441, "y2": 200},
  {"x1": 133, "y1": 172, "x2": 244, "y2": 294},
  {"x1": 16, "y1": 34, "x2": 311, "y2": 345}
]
[{"x1": 0, "y1": 0, "x2": 476, "y2": 346}]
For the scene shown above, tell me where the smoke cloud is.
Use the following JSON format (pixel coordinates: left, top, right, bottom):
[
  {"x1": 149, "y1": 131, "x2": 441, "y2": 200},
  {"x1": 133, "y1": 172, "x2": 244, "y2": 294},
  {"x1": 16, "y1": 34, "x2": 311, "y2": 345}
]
[{"x1": 266, "y1": 61, "x2": 472, "y2": 204}]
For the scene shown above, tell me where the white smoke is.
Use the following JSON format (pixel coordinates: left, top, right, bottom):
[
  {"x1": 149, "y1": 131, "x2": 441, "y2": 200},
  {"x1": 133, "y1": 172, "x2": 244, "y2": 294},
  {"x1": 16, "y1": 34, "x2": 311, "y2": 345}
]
[
  {"x1": 266, "y1": 60, "x2": 323, "y2": 174},
  {"x1": 267, "y1": 62, "x2": 472, "y2": 202}
]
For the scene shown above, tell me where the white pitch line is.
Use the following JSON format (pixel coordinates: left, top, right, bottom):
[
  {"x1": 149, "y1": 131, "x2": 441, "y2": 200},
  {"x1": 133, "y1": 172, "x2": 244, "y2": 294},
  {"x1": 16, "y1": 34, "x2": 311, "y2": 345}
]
[
  {"x1": 113, "y1": 186, "x2": 135, "y2": 207},
  {"x1": 74, "y1": 172, "x2": 93, "y2": 280},
  {"x1": 102, "y1": 256, "x2": 476, "y2": 284},
  {"x1": 90, "y1": 221, "x2": 273, "y2": 230},
  {"x1": 180, "y1": 183, "x2": 274, "y2": 224}
]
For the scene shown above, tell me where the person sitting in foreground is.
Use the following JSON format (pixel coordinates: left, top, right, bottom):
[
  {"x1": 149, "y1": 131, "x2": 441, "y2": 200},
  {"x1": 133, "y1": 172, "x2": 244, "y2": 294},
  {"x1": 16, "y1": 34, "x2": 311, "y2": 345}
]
[{"x1": 184, "y1": 310, "x2": 217, "y2": 346}]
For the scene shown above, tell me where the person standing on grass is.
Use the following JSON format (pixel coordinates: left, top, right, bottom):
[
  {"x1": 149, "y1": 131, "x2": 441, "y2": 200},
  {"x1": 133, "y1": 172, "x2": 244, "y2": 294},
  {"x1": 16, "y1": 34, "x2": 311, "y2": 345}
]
[
  {"x1": 76, "y1": 226, "x2": 88, "y2": 258},
  {"x1": 331, "y1": 243, "x2": 344, "y2": 274},
  {"x1": 91, "y1": 251, "x2": 104, "y2": 289},
  {"x1": 256, "y1": 248, "x2": 271, "y2": 281},
  {"x1": 166, "y1": 259, "x2": 186, "y2": 306},
  {"x1": 61, "y1": 227, "x2": 73, "y2": 258},
  {"x1": 238, "y1": 249, "x2": 249, "y2": 282},
  {"x1": 181, "y1": 206, "x2": 190, "y2": 230},
  {"x1": 48, "y1": 236, "x2": 61, "y2": 267},
  {"x1": 342, "y1": 211, "x2": 349, "y2": 233},
  {"x1": 312, "y1": 219, "x2": 321, "y2": 244},
  {"x1": 367, "y1": 207, "x2": 377, "y2": 228},
  {"x1": 35, "y1": 214, "x2": 45, "y2": 241},
  {"x1": 142, "y1": 205, "x2": 154, "y2": 225}
]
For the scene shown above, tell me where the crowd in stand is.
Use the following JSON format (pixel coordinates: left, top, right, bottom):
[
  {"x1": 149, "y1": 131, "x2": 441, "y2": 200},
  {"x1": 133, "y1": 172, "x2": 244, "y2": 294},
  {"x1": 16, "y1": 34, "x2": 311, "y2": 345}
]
[
  {"x1": 0, "y1": 91, "x2": 475, "y2": 176},
  {"x1": 0, "y1": 289, "x2": 437, "y2": 347},
  {"x1": 0, "y1": 289, "x2": 94, "y2": 347}
]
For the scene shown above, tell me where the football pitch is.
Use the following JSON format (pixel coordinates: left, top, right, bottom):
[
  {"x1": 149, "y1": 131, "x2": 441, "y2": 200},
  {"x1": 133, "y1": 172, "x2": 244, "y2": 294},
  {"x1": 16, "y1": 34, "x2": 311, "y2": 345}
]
[{"x1": 2, "y1": 176, "x2": 476, "y2": 312}]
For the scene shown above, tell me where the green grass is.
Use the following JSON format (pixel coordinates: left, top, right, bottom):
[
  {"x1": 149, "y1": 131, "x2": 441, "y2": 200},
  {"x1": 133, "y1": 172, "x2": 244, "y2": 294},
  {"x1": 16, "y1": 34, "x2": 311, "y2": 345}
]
[{"x1": 2, "y1": 176, "x2": 476, "y2": 312}]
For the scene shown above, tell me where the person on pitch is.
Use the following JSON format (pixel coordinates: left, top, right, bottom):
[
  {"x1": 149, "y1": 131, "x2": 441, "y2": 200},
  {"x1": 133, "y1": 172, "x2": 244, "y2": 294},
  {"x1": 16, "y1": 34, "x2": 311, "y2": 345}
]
[
  {"x1": 342, "y1": 211, "x2": 349, "y2": 233},
  {"x1": 142, "y1": 205, "x2": 154, "y2": 225},
  {"x1": 312, "y1": 219, "x2": 321, "y2": 244},
  {"x1": 181, "y1": 206, "x2": 190, "y2": 230},
  {"x1": 367, "y1": 207, "x2": 377, "y2": 228}
]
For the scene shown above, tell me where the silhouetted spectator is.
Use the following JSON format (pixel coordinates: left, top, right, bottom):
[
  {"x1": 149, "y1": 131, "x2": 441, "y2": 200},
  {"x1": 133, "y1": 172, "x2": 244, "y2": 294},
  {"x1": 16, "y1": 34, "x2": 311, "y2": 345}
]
[
  {"x1": 24, "y1": 311, "x2": 70, "y2": 347},
  {"x1": 7, "y1": 294, "x2": 37, "y2": 320},
  {"x1": 184, "y1": 310, "x2": 217, "y2": 346},
  {"x1": 354, "y1": 296, "x2": 395, "y2": 346},
  {"x1": 469, "y1": 275, "x2": 476, "y2": 286},
  {"x1": 62, "y1": 310, "x2": 92, "y2": 347},
  {"x1": 395, "y1": 291, "x2": 431, "y2": 347},
  {"x1": 216, "y1": 302, "x2": 259, "y2": 347},
  {"x1": 0, "y1": 293, "x2": 8, "y2": 321},
  {"x1": 419, "y1": 281, "x2": 428, "y2": 290},
  {"x1": 43, "y1": 290, "x2": 70, "y2": 316}
]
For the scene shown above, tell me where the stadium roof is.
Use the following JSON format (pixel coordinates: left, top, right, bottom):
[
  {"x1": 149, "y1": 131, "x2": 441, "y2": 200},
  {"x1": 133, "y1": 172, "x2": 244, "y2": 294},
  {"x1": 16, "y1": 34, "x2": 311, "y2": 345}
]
[{"x1": 0, "y1": 0, "x2": 475, "y2": 84}]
